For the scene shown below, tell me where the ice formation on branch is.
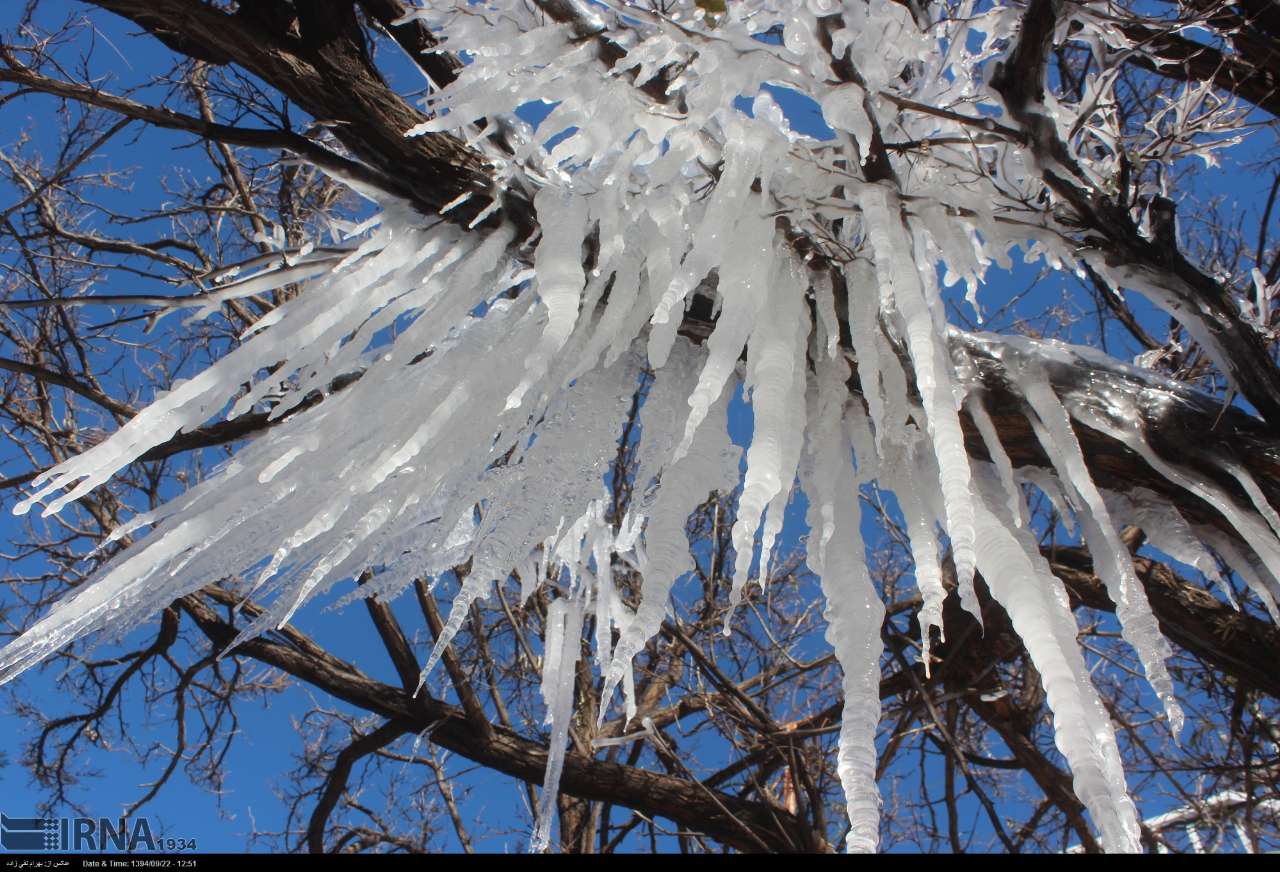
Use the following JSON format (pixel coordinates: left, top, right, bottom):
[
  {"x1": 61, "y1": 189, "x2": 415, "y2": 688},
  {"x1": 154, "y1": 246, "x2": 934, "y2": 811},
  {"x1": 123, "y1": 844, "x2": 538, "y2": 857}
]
[{"x1": 3, "y1": 0, "x2": 1278, "y2": 854}]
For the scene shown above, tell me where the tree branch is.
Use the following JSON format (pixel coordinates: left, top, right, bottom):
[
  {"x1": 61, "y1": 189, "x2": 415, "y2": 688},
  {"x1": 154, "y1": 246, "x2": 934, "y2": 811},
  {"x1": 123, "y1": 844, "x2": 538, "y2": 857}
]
[
  {"x1": 306, "y1": 718, "x2": 410, "y2": 853},
  {"x1": 176, "y1": 587, "x2": 819, "y2": 853},
  {"x1": 0, "y1": 46, "x2": 412, "y2": 210},
  {"x1": 992, "y1": 0, "x2": 1280, "y2": 433},
  {"x1": 78, "y1": 0, "x2": 525, "y2": 229}
]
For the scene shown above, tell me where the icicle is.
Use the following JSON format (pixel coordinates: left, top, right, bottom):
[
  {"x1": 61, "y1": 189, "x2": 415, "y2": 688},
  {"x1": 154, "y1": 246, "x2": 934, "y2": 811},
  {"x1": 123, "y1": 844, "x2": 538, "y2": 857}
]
[
  {"x1": 759, "y1": 300, "x2": 810, "y2": 581},
  {"x1": 725, "y1": 252, "x2": 808, "y2": 630},
  {"x1": 600, "y1": 380, "x2": 740, "y2": 715},
  {"x1": 568, "y1": 253, "x2": 643, "y2": 382},
  {"x1": 632, "y1": 340, "x2": 705, "y2": 498},
  {"x1": 423, "y1": 351, "x2": 638, "y2": 683},
  {"x1": 532, "y1": 588, "x2": 587, "y2": 853},
  {"x1": 1078, "y1": 407, "x2": 1280, "y2": 617},
  {"x1": 820, "y1": 82, "x2": 874, "y2": 162},
  {"x1": 508, "y1": 187, "x2": 589, "y2": 409},
  {"x1": 1018, "y1": 466, "x2": 1079, "y2": 537},
  {"x1": 882, "y1": 431, "x2": 948, "y2": 674},
  {"x1": 859, "y1": 186, "x2": 979, "y2": 600},
  {"x1": 1011, "y1": 357, "x2": 1182, "y2": 734},
  {"x1": 592, "y1": 530, "x2": 618, "y2": 670},
  {"x1": 970, "y1": 468, "x2": 1142, "y2": 853},
  {"x1": 648, "y1": 118, "x2": 765, "y2": 370},
  {"x1": 1105, "y1": 490, "x2": 1235, "y2": 609},
  {"x1": 812, "y1": 270, "x2": 840, "y2": 359},
  {"x1": 540, "y1": 598, "x2": 568, "y2": 712},
  {"x1": 845, "y1": 399, "x2": 881, "y2": 485},
  {"x1": 1198, "y1": 529, "x2": 1280, "y2": 624},
  {"x1": 965, "y1": 392, "x2": 1024, "y2": 525},
  {"x1": 673, "y1": 201, "x2": 775, "y2": 462},
  {"x1": 1217, "y1": 457, "x2": 1280, "y2": 543},
  {"x1": 844, "y1": 260, "x2": 888, "y2": 449},
  {"x1": 801, "y1": 354, "x2": 884, "y2": 853}
]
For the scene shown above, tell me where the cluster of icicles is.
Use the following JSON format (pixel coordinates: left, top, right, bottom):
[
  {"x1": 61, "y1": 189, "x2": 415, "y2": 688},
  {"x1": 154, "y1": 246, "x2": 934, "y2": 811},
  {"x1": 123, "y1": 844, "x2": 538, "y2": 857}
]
[{"x1": 4, "y1": 0, "x2": 1279, "y2": 854}]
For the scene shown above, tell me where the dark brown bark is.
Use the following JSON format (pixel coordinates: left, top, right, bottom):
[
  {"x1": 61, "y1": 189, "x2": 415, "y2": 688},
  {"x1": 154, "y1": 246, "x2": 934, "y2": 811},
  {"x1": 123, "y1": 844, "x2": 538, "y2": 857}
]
[{"x1": 81, "y1": 0, "x2": 517, "y2": 227}]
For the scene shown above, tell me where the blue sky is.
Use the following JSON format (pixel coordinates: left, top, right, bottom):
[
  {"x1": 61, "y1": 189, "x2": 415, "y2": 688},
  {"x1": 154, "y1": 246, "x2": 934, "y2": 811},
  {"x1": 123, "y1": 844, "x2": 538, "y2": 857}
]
[{"x1": 0, "y1": 0, "x2": 1276, "y2": 855}]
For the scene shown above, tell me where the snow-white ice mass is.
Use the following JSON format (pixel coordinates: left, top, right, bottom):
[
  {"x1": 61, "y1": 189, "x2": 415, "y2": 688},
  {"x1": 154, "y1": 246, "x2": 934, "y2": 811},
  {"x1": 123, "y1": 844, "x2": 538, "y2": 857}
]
[{"x1": 2, "y1": 0, "x2": 1278, "y2": 854}]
